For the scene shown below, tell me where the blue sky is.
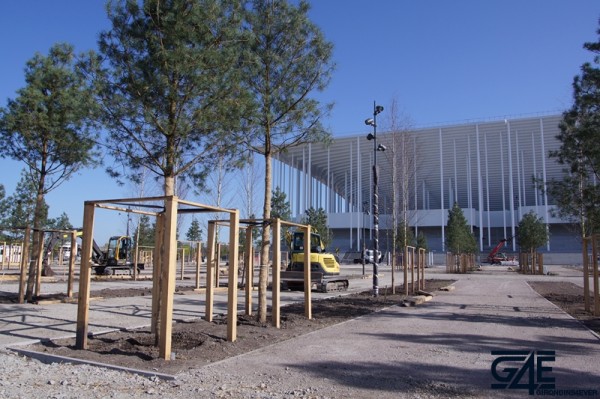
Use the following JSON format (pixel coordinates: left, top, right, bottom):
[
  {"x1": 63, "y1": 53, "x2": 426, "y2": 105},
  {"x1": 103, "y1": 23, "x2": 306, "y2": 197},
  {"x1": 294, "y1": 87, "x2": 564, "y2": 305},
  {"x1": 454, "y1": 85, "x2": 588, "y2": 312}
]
[{"x1": 0, "y1": 1, "x2": 598, "y2": 243}]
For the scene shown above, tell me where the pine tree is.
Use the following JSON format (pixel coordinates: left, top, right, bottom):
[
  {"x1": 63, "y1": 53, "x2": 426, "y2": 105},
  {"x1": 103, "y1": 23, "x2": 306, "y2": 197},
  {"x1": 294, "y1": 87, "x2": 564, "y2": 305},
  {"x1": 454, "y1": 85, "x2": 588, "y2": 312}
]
[
  {"x1": 548, "y1": 21, "x2": 600, "y2": 236},
  {"x1": 0, "y1": 44, "x2": 99, "y2": 287},
  {"x1": 186, "y1": 219, "x2": 203, "y2": 243},
  {"x1": 135, "y1": 215, "x2": 155, "y2": 248},
  {"x1": 445, "y1": 203, "x2": 477, "y2": 254},
  {"x1": 90, "y1": 0, "x2": 251, "y2": 196},
  {"x1": 242, "y1": 0, "x2": 335, "y2": 322},
  {"x1": 416, "y1": 231, "x2": 428, "y2": 251},
  {"x1": 303, "y1": 207, "x2": 332, "y2": 249},
  {"x1": 517, "y1": 211, "x2": 548, "y2": 253},
  {"x1": 47, "y1": 212, "x2": 73, "y2": 231}
]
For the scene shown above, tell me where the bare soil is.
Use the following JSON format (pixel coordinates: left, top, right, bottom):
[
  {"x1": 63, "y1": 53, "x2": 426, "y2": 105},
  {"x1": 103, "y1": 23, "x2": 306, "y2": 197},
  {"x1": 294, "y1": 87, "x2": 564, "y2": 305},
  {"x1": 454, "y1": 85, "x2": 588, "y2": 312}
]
[
  {"x1": 25, "y1": 280, "x2": 453, "y2": 375},
  {"x1": 528, "y1": 280, "x2": 600, "y2": 336},
  {"x1": 20, "y1": 279, "x2": 600, "y2": 377}
]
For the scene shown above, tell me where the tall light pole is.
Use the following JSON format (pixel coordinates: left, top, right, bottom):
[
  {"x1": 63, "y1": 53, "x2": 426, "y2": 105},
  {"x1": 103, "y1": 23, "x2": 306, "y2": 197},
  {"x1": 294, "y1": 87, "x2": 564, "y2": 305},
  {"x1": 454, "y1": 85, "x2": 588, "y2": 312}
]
[{"x1": 365, "y1": 101, "x2": 386, "y2": 297}]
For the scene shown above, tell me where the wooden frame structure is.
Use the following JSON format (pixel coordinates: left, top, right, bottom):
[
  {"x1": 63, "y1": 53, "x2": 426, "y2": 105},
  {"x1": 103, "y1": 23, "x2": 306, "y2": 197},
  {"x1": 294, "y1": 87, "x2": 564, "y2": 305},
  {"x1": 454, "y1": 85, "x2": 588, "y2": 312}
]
[
  {"x1": 445, "y1": 253, "x2": 476, "y2": 273},
  {"x1": 518, "y1": 252, "x2": 544, "y2": 275},
  {"x1": 582, "y1": 235, "x2": 600, "y2": 316},
  {"x1": 0, "y1": 241, "x2": 24, "y2": 269},
  {"x1": 74, "y1": 195, "x2": 239, "y2": 361},
  {"x1": 203, "y1": 218, "x2": 311, "y2": 329},
  {"x1": 0, "y1": 226, "x2": 79, "y2": 304}
]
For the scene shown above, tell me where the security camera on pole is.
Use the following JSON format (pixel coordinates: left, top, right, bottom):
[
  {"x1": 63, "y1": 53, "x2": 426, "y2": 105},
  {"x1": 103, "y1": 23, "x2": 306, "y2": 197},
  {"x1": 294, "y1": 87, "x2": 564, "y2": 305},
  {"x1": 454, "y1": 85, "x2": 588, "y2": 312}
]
[{"x1": 365, "y1": 102, "x2": 385, "y2": 297}]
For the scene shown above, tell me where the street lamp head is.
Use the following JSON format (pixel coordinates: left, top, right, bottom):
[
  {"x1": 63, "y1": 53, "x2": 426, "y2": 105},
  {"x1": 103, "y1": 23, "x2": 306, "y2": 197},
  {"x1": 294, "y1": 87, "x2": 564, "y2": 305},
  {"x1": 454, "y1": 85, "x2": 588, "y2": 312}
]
[
  {"x1": 374, "y1": 105, "x2": 384, "y2": 115},
  {"x1": 365, "y1": 118, "x2": 376, "y2": 127},
  {"x1": 377, "y1": 144, "x2": 387, "y2": 151},
  {"x1": 367, "y1": 133, "x2": 375, "y2": 140}
]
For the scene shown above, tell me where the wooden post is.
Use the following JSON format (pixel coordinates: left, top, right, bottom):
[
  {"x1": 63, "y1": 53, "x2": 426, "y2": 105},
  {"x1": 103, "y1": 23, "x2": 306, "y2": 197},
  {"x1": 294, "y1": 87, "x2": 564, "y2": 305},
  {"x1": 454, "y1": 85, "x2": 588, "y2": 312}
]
[
  {"x1": 422, "y1": 249, "x2": 426, "y2": 289},
  {"x1": 151, "y1": 213, "x2": 164, "y2": 337},
  {"x1": 227, "y1": 210, "x2": 239, "y2": 342},
  {"x1": 244, "y1": 226, "x2": 253, "y2": 316},
  {"x1": 180, "y1": 247, "x2": 185, "y2": 281},
  {"x1": 195, "y1": 241, "x2": 202, "y2": 290},
  {"x1": 593, "y1": 235, "x2": 599, "y2": 317},
  {"x1": 158, "y1": 196, "x2": 178, "y2": 360},
  {"x1": 34, "y1": 233, "x2": 44, "y2": 297},
  {"x1": 205, "y1": 222, "x2": 216, "y2": 322},
  {"x1": 18, "y1": 227, "x2": 30, "y2": 304},
  {"x1": 133, "y1": 237, "x2": 139, "y2": 281},
  {"x1": 583, "y1": 237, "x2": 590, "y2": 312},
  {"x1": 409, "y1": 247, "x2": 415, "y2": 293},
  {"x1": 75, "y1": 203, "x2": 95, "y2": 349},
  {"x1": 404, "y1": 246, "x2": 409, "y2": 295},
  {"x1": 272, "y1": 218, "x2": 281, "y2": 328},
  {"x1": 303, "y1": 225, "x2": 312, "y2": 320},
  {"x1": 216, "y1": 243, "x2": 222, "y2": 288},
  {"x1": 67, "y1": 230, "x2": 77, "y2": 298}
]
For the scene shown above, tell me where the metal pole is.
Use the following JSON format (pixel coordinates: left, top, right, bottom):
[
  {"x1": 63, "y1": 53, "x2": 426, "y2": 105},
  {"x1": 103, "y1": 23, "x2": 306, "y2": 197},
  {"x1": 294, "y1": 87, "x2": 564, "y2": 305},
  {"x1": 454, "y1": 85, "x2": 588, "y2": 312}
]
[
  {"x1": 365, "y1": 101, "x2": 384, "y2": 297},
  {"x1": 372, "y1": 101, "x2": 380, "y2": 297}
]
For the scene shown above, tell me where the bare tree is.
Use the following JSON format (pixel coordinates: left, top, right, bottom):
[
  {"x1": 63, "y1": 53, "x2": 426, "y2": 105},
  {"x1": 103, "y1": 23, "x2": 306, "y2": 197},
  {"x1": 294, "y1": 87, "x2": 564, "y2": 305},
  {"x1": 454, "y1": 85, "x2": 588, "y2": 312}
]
[
  {"x1": 237, "y1": 155, "x2": 263, "y2": 220},
  {"x1": 381, "y1": 98, "x2": 415, "y2": 293},
  {"x1": 242, "y1": 0, "x2": 334, "y2": 322}
]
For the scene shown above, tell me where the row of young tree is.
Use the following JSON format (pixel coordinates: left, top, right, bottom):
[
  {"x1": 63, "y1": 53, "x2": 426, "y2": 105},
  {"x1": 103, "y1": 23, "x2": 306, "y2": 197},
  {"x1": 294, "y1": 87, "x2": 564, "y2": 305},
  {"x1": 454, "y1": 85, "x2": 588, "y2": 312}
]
[
  {"x1": 0, "y1": 0, "x2": 334, "y2": 317},
  {"x1": 445, "y1": 203, "x2": 548, "y2": 255},
  {"x1": 391, "y1": 21, "x2": 600, "y2": 257},
  {"x1": 0, "y1": 173, "x2": 74, "y2": 242}
]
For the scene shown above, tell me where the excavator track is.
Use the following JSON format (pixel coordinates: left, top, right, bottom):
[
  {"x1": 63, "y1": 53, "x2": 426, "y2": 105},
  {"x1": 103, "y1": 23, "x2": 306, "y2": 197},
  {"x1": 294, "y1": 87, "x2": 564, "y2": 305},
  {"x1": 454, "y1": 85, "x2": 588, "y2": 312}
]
[{"x1": 320, "y1": 279, "x2": 349, "y2": 293}]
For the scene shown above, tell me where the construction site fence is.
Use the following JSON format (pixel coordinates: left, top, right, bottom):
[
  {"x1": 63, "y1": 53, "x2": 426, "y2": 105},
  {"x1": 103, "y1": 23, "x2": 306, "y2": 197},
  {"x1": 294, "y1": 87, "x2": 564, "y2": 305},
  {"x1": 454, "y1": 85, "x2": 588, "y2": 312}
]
[
  {"x1": 518, "y1": 252, "x2": 544, "y2": 275},
  {"x1": 445, "y1": 253, "x2": 476, "y2": 273}
]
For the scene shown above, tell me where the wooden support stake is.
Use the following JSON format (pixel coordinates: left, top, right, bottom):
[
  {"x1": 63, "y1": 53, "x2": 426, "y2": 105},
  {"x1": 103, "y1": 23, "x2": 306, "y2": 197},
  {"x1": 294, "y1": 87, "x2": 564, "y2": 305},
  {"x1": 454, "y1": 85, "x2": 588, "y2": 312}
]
[
  {"x1": 418, "y1": 248, "x2": 424, "y2": 290},
  {"x1": 34, "y1": 235, "x2": 44, "y2": 297},
  {"x1": 67, "y1": 230, "x2": 77, "y2": 298},
  {"x1": 593, "y1": 235, "x2": 599, "y2": 317},
  {"x1": 583, "y1": 238, "x2": 590, "y2": 312},
  {"x1": 216, "y1": 243, "x2": 221, "y2": 288},
  {"x1": 205, "y1": 222, "x2": 216, "y2": 322},
  {"x1": 133, "y1": 238, "x2": 139, "y2": 281},
  {"x1": 151, "y1": 213, "x2": 164, "y2": 337},
  {"x1": 244, "y1": 226, "x2": 253, "y2": 316},
  {"x1": 158, "y1": 196, "x2": 178, "y2": 360},
  {"x1": 272, "y1": 218, "x2": 281, "y2": 328},
  {"x1": 180, "y1": 247, "x2": 185, "y2": 281},
  {"x1": 404, "y1": 246, "x2": 409, "y2": 296},
  {"x1": 195, "y1": 241, "x2": 201, "y2": 290},
  {"x1": 227, "y1": 210, "x2": 239, "y2": 342},
  {"x1": 303, "y1": 225, "x2": 312, "y2": 320},
  {"x1": 18, "y1": 227, "x2": 30, "y2": 304},
  {"x1": 75, "y1": 203, "x2": 95, "y2": 349}
]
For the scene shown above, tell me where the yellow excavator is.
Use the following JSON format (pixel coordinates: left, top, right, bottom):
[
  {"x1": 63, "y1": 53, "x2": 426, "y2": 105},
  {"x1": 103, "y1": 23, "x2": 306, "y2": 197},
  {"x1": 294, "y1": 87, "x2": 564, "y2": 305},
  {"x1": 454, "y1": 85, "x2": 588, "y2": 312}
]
[
  {"x1": 92, "y1": 235, "x2": 144, "y2": 276},
  {"x1": 280, "y1": 230, "x2": 348, "y2": 292}
]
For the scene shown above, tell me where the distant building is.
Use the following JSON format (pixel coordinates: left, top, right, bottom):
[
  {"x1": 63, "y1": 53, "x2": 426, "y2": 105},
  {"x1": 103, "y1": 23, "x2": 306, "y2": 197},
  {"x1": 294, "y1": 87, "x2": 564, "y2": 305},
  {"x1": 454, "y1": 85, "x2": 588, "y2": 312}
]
[{"x1": 273, "y1": 114, "x2": 579, "y2": 254}]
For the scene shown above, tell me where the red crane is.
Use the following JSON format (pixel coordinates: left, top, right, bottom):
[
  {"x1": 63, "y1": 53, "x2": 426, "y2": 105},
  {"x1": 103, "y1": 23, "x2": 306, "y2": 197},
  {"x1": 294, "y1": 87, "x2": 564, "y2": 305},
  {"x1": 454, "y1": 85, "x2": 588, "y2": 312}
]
[{"x1": 487, "y1": 238, "x2": 509, "y2": 264}]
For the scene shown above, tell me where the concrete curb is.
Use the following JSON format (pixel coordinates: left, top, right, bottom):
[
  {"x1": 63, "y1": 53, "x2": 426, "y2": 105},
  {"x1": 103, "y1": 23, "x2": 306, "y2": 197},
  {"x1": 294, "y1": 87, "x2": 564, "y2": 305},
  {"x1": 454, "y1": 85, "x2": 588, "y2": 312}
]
[{"x1": 8, "y1": 347, "x2": 177, "y2": 381}]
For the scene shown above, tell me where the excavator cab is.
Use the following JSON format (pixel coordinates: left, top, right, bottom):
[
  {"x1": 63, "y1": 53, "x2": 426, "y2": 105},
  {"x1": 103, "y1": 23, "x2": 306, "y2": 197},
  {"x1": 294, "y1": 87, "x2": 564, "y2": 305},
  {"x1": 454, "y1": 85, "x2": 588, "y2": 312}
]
[
  {"x1": 106, "y1": 236, "x2": 132, "y2": 266},
  {"x1": 292, "y1": 232, "x2": 323, "y2": 253}
]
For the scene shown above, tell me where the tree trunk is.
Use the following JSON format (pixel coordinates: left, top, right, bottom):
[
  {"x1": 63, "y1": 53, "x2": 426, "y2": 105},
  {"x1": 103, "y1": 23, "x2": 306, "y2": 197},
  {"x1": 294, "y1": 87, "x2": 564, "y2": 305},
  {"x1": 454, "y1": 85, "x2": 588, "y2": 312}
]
[
  {"x1": 26, "y1": 172, "x2": 52, "y2": 300},
  {"x1": 259, "y1": 152, "x2": 272, "y2": 323},
  {"x1": 164, "y1": 175, "x2": 175, "y2": 197}
]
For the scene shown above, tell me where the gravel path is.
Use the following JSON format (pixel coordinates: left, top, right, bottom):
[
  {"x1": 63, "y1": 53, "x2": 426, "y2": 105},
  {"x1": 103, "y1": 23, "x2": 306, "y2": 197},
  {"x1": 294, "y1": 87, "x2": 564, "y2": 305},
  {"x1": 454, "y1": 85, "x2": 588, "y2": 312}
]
[{"x1": 1, "y1": 267, "x2": 598, "y2": 398}]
